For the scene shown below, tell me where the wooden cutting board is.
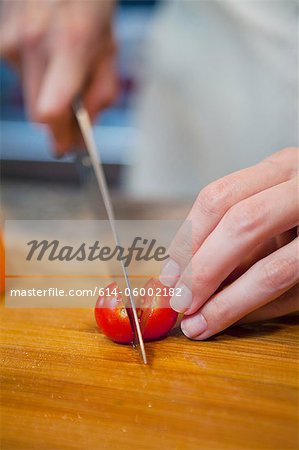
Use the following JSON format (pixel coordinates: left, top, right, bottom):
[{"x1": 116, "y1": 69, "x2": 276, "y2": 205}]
[
  {"x1": 1, "y1": 185, "x2": 298, "y2": 449},
  {"x1": 1, "y1": 293, "x2": 298, "y2": 450}
]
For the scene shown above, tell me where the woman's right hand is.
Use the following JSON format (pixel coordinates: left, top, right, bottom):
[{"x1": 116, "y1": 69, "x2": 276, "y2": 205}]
[{"x1": 0, "y1": 0, "x2": 119, "y2": 155}]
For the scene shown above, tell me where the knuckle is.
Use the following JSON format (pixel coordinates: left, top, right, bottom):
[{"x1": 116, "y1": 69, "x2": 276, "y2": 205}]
[
  {"x1": 262, "y1": 256, "x2": 298, "y2": 291},
  {"x1": 169, "y1": 221, "x2": 193, "y2": 265},
  {"x1": 62, "y1": 23, "x2": 90, "y2": 49},
  {"x1": 264, "y1": 147, "x2": 299, "y2": 177},
  {"x1": 285, "y1": 146, "x2": 298, "y2": 154},
  {"x1": 22, "y1": 27, "x2": 45, "y2": 49},
  {"x1": 170, "y1": 235, "x2": 192, "y2": 267},
  {"x1": 196, "y1": 177, "x2": 234, "y2": 217},
  {"x1": 210, "y1": 298, "x2": 231, "y2": 321},
  {"x1": 224, "y1": 200, "x2": 266, "y2": 235},
  {"x1": 202, "y1": 295, "x2": 235, "y2": 329},
  {"x1": 189, "y1": 263, "x2": 213, "y2": 292},
  {"x1": 279, "y1": 146, "x2": 299, "y2": 159}
]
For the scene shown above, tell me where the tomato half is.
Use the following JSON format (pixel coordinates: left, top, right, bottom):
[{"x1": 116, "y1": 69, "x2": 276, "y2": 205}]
[
  {"x1": 95, "y1": 282, "x2": 134, "y2": 344},
  {"x1": 95, "y1": 279, "x2": 178, "y2": 344},
  {"x1": 139, "y1": 278, "x2": 178, "y2": 341}
]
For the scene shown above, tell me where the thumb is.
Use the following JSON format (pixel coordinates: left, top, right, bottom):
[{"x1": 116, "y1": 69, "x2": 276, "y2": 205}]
[{"x1": 36, "y1": 44, "x2": 91, "y2": 122}]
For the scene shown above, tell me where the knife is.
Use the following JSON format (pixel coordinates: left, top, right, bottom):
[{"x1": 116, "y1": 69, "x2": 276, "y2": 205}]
[{"x1": 73, "y1": 100, "x2": 147, "y2": 365}]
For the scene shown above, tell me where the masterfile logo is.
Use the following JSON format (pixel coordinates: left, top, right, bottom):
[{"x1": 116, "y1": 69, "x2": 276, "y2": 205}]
[{"x1": 26, "y1": 237, "x2": 169, "y2": 266}]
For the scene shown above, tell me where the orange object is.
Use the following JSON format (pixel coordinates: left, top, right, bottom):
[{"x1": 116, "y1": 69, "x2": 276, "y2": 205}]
[{"x1": 0, "y1": 233, "x2": 5, "y2": 293}]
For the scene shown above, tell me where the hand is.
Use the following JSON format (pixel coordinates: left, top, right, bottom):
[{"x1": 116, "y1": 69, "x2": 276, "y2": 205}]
[
  {"x1": 0, "y1": 0, "x2": 118, "y2": 155},
  {"x1": 160, "y1": 147, "x2": 299, "y2": 339}
]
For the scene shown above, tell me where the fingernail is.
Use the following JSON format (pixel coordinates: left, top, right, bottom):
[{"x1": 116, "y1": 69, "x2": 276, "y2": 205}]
[
  {"x1": 181, "y1": 314, "x2": 208, "y2": 339},
  {"x1": 159, "y1": 258, "x2": 180, "y2": 287},
  {"x1": 170, "y1": 283, "x2": 192, "y2": 313}
]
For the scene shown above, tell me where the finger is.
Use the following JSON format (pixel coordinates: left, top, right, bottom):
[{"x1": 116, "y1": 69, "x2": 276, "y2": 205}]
[
  {"x1": 21, "y1": 43, "x2": 47, "y2": 121},
  {"x1": 22, "y1": 50, "x2": 76, "y2": 155},
  {"x1": 171, "y1": 178, "x2": 298, "y2": 314},
  {"x1": 0, "y1": 0, "x2": 52, "y2": 61},
  {"x1": 0, "y1": 1, "x2": 23, "y2": 57},
  {"x1": 84, "y1": 40, "x2": 118, "y2": 120},
  {"x1": 218, "y1": 237, "x2": 279, "y2": 288},
  {"x1": 238, "y1": 284, "x2": 299, "y2": 323},
  {"x1": 160, "y1": 147, "x2": 298, "y2": 286},
  {"x1": 21, "y1": 43, "x2": 76, "y2": 154},
  {"x1": 275, "y1": 227, "x2": 298, "y2": 248},
  {"x1": 51, "y1": 40, "x2": 118, "y2": 155},
  {"x1": 35, "y1": 30, "x2": 95, "y2": 153},
  {"x1": 56, "y1": 40, "x2": 118, "y2": 154},
  {"x1": 220, "y1": 228, "x2": 297, "y2": 288},
  {"x1": 36, "y1": 32, "x2": 94, "y2": 121},
  {"x1": 36, "y1": 52, "x2": 87, "y2": 121},
  {"x1": 180, "y1": 237, "x2": 299, "y2": 340},
  {"x1": 47, "y1": 114, "x2": 78, "y2": 156},
  {"x1": 22, "y1": 0, "x2": 53, "y2": 41}
]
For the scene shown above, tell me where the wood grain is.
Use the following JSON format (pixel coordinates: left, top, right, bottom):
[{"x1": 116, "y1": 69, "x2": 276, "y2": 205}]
[{"x1": 1, "y1": 294, "x2": 298, "y2": 450}]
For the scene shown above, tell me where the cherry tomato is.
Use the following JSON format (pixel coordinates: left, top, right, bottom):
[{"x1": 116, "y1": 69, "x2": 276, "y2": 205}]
[
  {"x1": 139, "y1": 278, "x2": 178, "y2": 341},
  {"x1": 95, "y1": 282, "x2": 134, "y2": 344},
  {"x1": 95, "y1": 279, "x2": 178, "y2": 343}
]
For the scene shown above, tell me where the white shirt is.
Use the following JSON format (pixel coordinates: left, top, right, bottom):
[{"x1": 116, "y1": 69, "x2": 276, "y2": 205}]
[{"x1": 125, "y1": 0, "x2": 298, "y2": 200}]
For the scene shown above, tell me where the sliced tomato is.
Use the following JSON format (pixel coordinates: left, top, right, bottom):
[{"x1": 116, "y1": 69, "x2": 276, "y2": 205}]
[
  {"x1": 139, "y1": 278, "x2": 178, "y2": 341},
  {"x1": 95, "y1": 282, "x2": 134, "y2": 344},
  {"x1": 95, "y1": 279, "x2": 178, "y2": 344}
]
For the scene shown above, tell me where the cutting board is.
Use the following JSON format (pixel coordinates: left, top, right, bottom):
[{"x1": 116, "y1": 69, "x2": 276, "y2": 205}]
[
  {"x1": 1, "y1": 293, "x2": 298, "y2": 450},
  {"x1": 1, "y1": 187, "x2": 298, "y2": 449}
]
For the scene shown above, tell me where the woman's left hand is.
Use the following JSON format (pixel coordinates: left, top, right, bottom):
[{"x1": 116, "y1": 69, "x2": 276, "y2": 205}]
[{"x1": 159, "y1": 147, "x2": 299, "y2": 339}]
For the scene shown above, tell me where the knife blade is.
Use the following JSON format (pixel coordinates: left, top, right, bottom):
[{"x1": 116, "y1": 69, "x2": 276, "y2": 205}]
[{"x1": 73, "y1": 100, "x2": 147, "y2": 365}]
